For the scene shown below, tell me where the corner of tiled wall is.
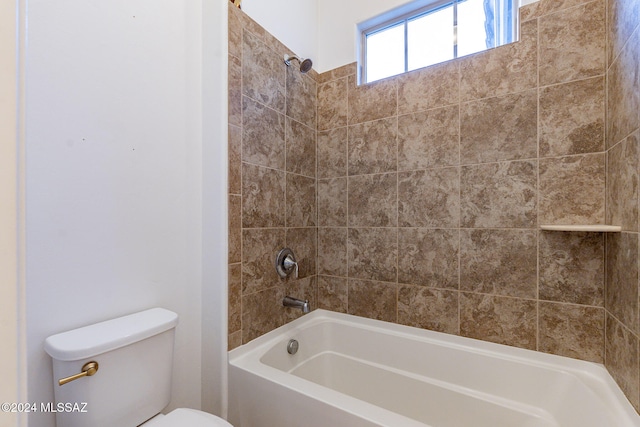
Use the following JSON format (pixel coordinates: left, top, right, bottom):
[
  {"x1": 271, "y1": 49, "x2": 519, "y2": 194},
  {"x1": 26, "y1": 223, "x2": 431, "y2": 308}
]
[
  {"x1": 603, "y1": 0, "x2": 640, "y2": 412},
  {"x1": 227, "y1": 3, "x2": 318, "y2": 350}
]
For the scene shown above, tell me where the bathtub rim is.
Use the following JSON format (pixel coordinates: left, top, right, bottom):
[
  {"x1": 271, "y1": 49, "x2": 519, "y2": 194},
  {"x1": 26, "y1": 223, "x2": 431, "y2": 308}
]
[{"x1": 228, "y1": 309, "x2": 640, "y2": 426}]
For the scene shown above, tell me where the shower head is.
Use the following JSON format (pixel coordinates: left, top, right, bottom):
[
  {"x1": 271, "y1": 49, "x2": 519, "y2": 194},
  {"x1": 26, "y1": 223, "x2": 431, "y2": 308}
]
[{"x1": 284, "y1": 54, "x2": 313, "y2": 73}]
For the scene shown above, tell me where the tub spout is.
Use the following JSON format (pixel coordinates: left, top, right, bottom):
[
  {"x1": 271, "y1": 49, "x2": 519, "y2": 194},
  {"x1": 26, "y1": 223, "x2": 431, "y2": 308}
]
[{"x1": 283, "y1": 296, "x2": 310, "y2": 313}]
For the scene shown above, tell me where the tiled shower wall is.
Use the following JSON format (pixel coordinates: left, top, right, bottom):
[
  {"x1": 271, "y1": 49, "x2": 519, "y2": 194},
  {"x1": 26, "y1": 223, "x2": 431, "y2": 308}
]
[
  {"x1": 604, "y1": 0, "x2": 640, "y2": 411},
  {"x1": 227, "y1": 4, "x2": 318, "y2": 347},
  {"x1": 228, "y1": 0, "x2": 640, "y2": 411},
  {"x1": 316, "y1": 0, "x2": 607, "y2": 359}
]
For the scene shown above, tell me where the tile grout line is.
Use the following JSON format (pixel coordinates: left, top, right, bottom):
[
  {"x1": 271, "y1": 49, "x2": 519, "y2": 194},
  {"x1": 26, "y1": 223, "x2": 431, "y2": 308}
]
[
  {"x1": 239, "y1": 22, "x2": 245, "y2": 346},
  {"x1": 536, "y1": 13, "x2": 541, "y2": 352},
  {"x1": 396, "y1": 82, "x2": 400, "y2": 324},
  {"x1": 346, "y1": 75, "x2": 350, "y2": 315},
  {"x1": 457, "y1": 59, "x2": 462, "y2": 337}
]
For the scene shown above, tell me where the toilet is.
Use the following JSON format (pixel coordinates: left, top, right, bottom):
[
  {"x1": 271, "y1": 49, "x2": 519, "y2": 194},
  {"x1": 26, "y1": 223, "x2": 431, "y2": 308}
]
[{"x1": 44, "y1": 308, "x2": 232, "y2": 427}]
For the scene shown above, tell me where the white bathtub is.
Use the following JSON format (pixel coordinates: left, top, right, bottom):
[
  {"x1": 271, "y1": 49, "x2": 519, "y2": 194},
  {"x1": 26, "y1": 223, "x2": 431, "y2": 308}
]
[{"x1": 228, "y1": 309, "x2": 640, "y2": 427}]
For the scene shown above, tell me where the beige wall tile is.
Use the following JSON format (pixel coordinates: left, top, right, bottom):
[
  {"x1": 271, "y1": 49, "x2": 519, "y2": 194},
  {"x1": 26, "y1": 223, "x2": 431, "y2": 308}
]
[
  {"x1": 519, "y1": 2, "x2": 540, "y2": 22},
  {"x1": 317, "y1": 62, "x2": 356, "y2": 84},
  {"x1": 317, "y1": 78, "x2": 348, "y2": 131},
  {"x1": 242, "y1": 163, "x2": 285, "y2": 228},
  {"x1": 520, "y1": 0, "x2": 595, "y2": 21},
  {"x1": 318, "y1": 228, "x2": 348, "y2": 277},
  {"x1": 607, "y1": 132, "x2": 639, "y2": 231},
  {"x1": 227, "y1": 3, "x2": 242, "y2": 58},
  {"x1": 539, "y1": 231, "x2": 604, "y2": 306},
  {"x1": 348, "y1": 279, "x2": 397, "y2": 322},
  {"x1": 539, "y1": 154, "x2": 605, "y2": 225},
  {"x1": 286, "y1": 67, "x2": 316, "y2": 129},
  {"x1": 539, "y1": 77, "x2": 605, "y2": 157},
  {"x1": 348, "y1": 228, "x2": 398, "y2": 282},
  {"x1": 460, "y1": 19, "x2": 537, "y2": 101},
  {"x1": 286, "y1": 118, "x2": 316, "y2": 178},
  {"x1": 261, "y1": 37, "x2": 290, "y2": 67},
  {"x1": 398, "y1": 106, "x2": 459, "y2": 171},
  {"x1": 242, "y1": 228, "x2": 285, "y2": 295},
  {"x1": 605, "y1": 232, "x2": 639, "y2": 334},
  {"x1": 606, "y1": 28, "x2": 640, "y2": 148},
  {"x1": 539, "y1": 0, "x2": 605, "y2": 86},
  {"x1": 461, "y1": 90, "x2": 537, "y2": 164},
  {"x1": 607, "y1": 0, "x2": 640, "y2": 67},
  {"x1": 318, "y1": 178, "x2": 347, "y2": 227},
  {"x1": 397, "y1": 60, "x2": 459, "y2": 114},
  {"x1": 398, "y1": 285, "x2": 459, "y2": 334},
  {"x1": 228, "y1": 54, "x2": 242, "y2": 127},
  {"x1": 242, "y1": 97, "x2": 285, "y2": 170},
  {"x1": 286, "y1": 228, "x2": 317, "y2": 279},
  {"x1": 348, "y1": 173, "x2": 397, "y2": 227},
  {"x1": 229, "y1": 263, "x2": 242, "y2": 335},
  {"x1": 228, "y1": 124, "x2": 242, "y2": 194},
  {"x1": 604, "y1": 19, "x2": 640, "y2": 407},
  {"x1": 242, "y1": 30, "x2": 285, "y2": 112},
  {"x1": 283, "y1": 276, "x2": 317, "y2": 322},
  {"x1": 460, "y1": 229, "x2": 537, "y2": 299},
  {"x1": 460, "y1": 293, "x2": 537, "y2": 350},
  {"x1": 605, "y1": 313, "x2": 640, "y2": 410},
  {"x1": 238, "y1": 9, "x2": 267, "y2": 42},
  {"x1": 228, "y1": 330, "x2": 242, "y2": 351},
  {"x1": 398, "y1": 168, "x2": 460, "y2": 228},
  {"x1": 286, "y1": 173, "x2": 316, "y2": 227},
  {"x1": 348, "y1": 117, "x2": 397, "y2": 175},
  {"x1": 398, "y1": 228, "x2": 459, "y2": 289},
  {"x1": 348, "y1": 75, "x2": 397, "y2": 124},
  {"x1": 230, "y1": 10, "x2": 296, "y2": 344},
  {"x1": 242, "y1": 286, "x2": 285, "y2": 343},
  {"x1": 539, "y1": 302, "x2": 604, "y2": 362},
  {"x1": 318, "y1": 127, "x2": 347, "y2": 179},
  {"x1": 318, "y1": 276, "x2": 348, "y2": 313},
  {"x1": 229, "y1": 195, "x2": 242, "y2": 263},
  {"x1": 461, "y1": 160, "x2": 537, "y2": 228},
  {"x1": 306, "y1": 69, "x2": 319, "y2": 83}
]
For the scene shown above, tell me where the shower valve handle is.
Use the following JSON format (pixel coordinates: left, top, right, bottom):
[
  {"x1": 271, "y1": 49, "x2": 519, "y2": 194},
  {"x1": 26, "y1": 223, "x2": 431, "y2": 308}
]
[
  {"x1": 276, "y1": 248, "x2": 298, "y2": 279},
  {"x1": 283, "y1": 255, "x2": 298, "y2": 279}
]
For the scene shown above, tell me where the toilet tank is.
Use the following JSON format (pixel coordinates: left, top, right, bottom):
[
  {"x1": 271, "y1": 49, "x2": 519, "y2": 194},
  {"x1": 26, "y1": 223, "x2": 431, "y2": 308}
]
[{"x1": 44, "y1": 308, "x2": 179, "y2": 427}]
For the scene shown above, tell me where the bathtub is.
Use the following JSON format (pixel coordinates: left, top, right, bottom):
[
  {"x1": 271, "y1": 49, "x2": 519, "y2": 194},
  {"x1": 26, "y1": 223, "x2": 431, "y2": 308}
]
[{"x1": 228, "y1": 309, "x2": 640, "y2": 427}]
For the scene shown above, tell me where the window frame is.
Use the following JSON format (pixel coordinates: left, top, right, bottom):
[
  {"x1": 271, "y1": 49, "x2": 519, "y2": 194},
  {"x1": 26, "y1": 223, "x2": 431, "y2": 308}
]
[{"x1": 358, "y1": 0, "x2": 517, "y2": 84}]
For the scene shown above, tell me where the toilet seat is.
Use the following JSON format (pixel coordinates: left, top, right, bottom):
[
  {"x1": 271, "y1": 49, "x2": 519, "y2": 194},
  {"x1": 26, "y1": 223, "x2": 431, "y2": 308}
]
[{"x1": 143, "y1": 408, "x2": 233, "y2": 427}]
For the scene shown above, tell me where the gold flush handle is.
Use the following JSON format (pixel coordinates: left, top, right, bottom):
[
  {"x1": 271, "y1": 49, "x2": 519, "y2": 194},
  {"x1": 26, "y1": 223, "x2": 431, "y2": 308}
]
[{"x1": 58, "y1": 361, "x2": 99, "y2": 386}]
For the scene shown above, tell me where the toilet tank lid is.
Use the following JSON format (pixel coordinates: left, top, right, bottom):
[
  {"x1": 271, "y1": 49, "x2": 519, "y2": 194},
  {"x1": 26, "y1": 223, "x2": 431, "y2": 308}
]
[{"x1": 44, "y1": 308, "x2": 178, "y2": 361}]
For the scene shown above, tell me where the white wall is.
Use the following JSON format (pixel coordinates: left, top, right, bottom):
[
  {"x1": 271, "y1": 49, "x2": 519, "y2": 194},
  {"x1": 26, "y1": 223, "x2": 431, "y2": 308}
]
[
  {"x1": 242, "y1": 0, "x2": 537, "y2": 73},
  {"x1": 242, "y1": 0, "x2": 318, "y2": 66},
  {"x1": 201, "y1": 0, "x2": 229, "y2": 417},
  {"x1": 23, "y1": 0, "x2": 224, "y2": 425},
  {"x1": 240, "y1": 0, "x2": 434, "y2": 73},
  {"x1": 0, "y1": 0, "x2": 23, "y2": 426},
  {"x1": 317, "y1": 0, "x2": 412, "y2": 72}
]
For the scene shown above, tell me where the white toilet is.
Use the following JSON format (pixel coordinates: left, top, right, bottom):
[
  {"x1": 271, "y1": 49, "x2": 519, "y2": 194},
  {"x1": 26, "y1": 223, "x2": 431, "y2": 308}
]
[{"x1": 44, "y1": 308, "x2": 232, "y2": 427}]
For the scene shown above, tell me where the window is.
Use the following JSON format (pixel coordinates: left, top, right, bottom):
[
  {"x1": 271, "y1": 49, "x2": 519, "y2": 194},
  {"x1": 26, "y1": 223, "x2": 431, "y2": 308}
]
[{"x1": 360, "y1": 0, "x2": 516, "y2": 83}]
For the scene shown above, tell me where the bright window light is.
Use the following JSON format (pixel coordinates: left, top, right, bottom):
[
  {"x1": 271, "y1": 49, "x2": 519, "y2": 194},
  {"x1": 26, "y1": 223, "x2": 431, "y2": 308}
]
[
  {"x1": 366, "y1": 23, "x2": 405, "y2": 82},
  {"x1": 360, "y1": 0, "x2": 516, "y2": 84},
  {"x1": 457, "y1": 0, "x2": 490, "y2": 57},
  {"x1": 408, "y1": 5, "x2": 454, "y2": 71}
]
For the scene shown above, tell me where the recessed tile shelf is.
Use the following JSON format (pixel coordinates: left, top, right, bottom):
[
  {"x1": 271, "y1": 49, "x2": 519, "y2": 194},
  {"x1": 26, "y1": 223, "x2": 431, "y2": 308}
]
[{"x1": 539, "y1": 225, "x2": 622, "y2": 232}]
